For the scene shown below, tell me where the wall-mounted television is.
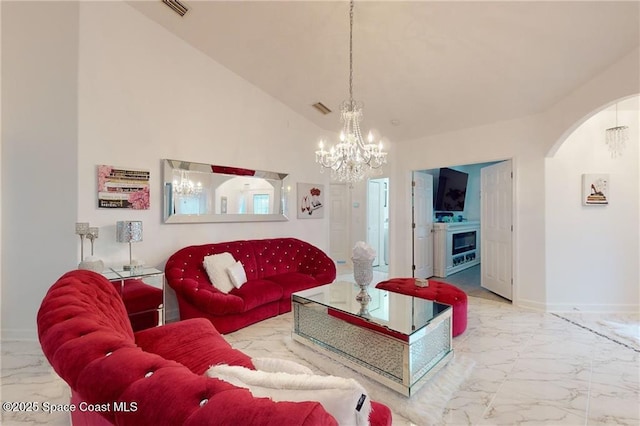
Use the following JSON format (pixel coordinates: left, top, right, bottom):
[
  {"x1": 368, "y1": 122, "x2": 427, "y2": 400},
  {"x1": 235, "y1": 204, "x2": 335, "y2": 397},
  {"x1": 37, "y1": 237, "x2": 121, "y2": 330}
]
[{"x1": 434, "y1": 167, "x2": 468, "y2": 211}]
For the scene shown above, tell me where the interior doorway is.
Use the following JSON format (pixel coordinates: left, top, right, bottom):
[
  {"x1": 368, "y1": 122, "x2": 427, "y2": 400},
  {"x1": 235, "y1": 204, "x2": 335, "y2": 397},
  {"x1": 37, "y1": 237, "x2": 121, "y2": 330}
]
[
  {"x1": 410, "y1": 160, "x2": 513, "y2": 303},
  {"x1": 367, "y1": 178, "x2": 389, "y2": 269}
]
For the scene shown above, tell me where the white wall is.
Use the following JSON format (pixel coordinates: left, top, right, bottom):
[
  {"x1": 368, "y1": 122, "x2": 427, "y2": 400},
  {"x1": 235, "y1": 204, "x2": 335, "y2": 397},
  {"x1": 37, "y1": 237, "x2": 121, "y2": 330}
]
[
  {"x1": 545, "y1": 97, "x2": 639, "y2": 311},
  {"x1": 1, "y1": 1, "x2": 79, "y2": 339},
  {"x1": 389, "y1": 48, "x2": 639, "y2": 311},
  {"x1": 1, "y1": 2, "x2": 335, "y2": 339},
  {"x1": 77, "y1": 2, "x2": 334, "y2": 267},
  {"x1": 390, "y1": 114, "x2": 546, "y2": 308}
]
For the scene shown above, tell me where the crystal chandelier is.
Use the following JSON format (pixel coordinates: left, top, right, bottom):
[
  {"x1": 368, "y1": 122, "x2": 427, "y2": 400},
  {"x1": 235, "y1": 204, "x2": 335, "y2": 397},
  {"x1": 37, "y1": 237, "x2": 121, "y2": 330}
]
[
  {"x1": 315, "y1": 0, "x2": 387, "y2": 185},
  {"x1": 605, "y1": 103, "x2": 628, "y2": 158},
  {"x1": 173, "y1": 170, "x2": 202, "y2": 196}
]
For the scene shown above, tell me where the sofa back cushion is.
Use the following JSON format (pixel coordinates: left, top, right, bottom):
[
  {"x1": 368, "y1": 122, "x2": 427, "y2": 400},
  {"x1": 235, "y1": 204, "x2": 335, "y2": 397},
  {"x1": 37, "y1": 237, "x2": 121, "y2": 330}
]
[{"x1": 250, "y1": 239, "x2": 335, "y2": 282}]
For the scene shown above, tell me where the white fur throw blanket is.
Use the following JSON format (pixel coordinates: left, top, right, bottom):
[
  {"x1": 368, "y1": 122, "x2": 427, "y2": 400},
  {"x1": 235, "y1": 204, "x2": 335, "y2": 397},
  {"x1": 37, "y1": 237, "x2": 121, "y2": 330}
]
[{"x1": 206, "y1": 364, "x2": 371, "y2": 426}]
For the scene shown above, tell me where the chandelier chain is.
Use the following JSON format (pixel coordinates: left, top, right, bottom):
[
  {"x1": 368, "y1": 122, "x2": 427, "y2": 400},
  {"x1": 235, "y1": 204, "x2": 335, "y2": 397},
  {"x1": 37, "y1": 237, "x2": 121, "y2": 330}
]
[{"x1": 349, "y1": 0, "x2": 354, "y2": 105}]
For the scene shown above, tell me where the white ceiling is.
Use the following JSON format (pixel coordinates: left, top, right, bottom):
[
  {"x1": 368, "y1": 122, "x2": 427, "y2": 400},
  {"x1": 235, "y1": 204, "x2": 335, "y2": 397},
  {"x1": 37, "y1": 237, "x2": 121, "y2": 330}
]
[{"x1": 129, "y1": 1, "x2": 640, "y2": 143}]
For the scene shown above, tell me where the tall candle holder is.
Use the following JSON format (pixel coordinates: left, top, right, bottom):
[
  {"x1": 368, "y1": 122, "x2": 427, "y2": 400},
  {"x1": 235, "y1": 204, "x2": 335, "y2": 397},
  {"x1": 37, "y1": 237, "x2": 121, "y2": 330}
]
[
  {"x1": 77, "y1": 224, "x2": 104, "y2": 272},
  {"x1": 75, "y1": 222, "x2": 90, "y2": 262},
  {"x1": 87, "y1": 227, "x2": 99, "y2": 256}
]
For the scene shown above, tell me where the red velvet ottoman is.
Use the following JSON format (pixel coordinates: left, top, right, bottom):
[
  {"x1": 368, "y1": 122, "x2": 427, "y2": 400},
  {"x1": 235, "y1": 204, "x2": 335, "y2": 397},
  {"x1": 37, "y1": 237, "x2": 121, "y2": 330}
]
[
  {"x1": 376, "y1": 278, "x2": 468, "y2": 337},
  {"x1": 116, "y1": 279, "x2": 163, "y2": 332}
]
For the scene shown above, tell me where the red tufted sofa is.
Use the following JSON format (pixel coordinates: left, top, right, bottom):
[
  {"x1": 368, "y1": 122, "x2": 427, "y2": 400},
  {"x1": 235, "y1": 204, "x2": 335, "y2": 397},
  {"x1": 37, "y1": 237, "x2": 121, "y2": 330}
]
[
  {"x1": 165, "y1": 238, "x2": 336, "y2": 334},
  {"x1": 37, "y1": 270, "x2": 392, "y2": 426}
]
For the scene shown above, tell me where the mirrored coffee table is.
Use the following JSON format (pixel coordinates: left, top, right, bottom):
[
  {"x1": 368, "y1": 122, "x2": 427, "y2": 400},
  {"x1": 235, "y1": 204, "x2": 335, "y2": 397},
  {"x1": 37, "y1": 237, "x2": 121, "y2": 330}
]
[{"x1": 292, "y1": 281, "x2": 453, "y2": 397}]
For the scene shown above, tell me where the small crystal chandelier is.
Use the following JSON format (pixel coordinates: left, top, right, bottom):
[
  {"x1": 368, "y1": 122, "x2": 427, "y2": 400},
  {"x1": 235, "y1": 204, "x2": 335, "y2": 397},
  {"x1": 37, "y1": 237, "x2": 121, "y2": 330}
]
[
  {"x1": 605, "y1": 103, "x2": 628, "y2": 158},
  {"x1": 315, "y1": 0, "x2": 387, "y2": 185},
  {"x1": 173, "y1": 170, "x2": 202, "y2": 196}
]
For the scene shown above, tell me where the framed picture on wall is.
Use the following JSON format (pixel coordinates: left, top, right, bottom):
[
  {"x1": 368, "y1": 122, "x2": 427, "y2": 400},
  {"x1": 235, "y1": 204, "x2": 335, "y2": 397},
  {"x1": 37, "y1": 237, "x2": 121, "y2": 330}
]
[
  {"x1": 582, "y1": 174, "x2": 609, "y2": 205},
  {"x1": 297, "y1": 183, "x2": 324, "y2": 219},
  {"x1": 98, "y1": 165, "x2": 150, "y2": 209}
]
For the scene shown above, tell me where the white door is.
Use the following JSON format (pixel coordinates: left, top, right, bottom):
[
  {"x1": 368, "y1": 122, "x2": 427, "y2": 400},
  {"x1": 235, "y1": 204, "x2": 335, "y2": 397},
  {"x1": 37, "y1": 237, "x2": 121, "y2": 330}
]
[
  {"x1": 481, "y1": 160, "x2": 513, "y2": 300},
  {"x1": 412, "y1": 171, "x2": 434, "y2": 278},
  {"x1": 367, "y1": 180, "x2": 383, "y2": 266},
  {"x1": 329, "y1": 183, "x2": 349, "y2": 263}
]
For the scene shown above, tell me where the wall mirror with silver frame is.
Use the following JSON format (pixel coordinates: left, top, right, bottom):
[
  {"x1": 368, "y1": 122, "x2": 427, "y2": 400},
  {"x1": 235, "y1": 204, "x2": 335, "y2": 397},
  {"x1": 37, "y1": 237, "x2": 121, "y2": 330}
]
[{"x1": 163, "y1": 159, "x2": 289, "y2": 223}]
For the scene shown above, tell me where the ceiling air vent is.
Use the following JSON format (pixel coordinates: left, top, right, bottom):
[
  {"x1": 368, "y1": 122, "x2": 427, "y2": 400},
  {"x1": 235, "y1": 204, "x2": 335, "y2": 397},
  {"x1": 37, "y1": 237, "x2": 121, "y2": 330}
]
[
  {"x1": 163, "y1": 0, "x2": 188, "y2": 17},
  {"x1": 312, "y1": 102, "x2": 332, "y2": 115}
]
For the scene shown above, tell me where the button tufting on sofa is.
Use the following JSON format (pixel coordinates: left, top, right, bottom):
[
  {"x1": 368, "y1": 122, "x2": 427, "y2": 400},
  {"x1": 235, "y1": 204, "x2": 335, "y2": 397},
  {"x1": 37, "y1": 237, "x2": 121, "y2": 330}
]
[
  {"x1": 105, "y1": 351, "x2": 113, "y2": 357},
  {"x1": 165, "y1": 238, "x2": 337, "y2": 335},
  {"x1": 144, "y1": 371, "x2": 154, "y2": 378},
  {"x1": 199, "y1": 399, "x2": 208, "y2": 407}
]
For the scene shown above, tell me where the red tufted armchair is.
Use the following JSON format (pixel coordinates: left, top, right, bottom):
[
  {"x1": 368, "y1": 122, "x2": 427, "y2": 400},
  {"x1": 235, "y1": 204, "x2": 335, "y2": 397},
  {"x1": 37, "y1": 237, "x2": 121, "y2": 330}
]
[
  {"x1": 165, "y1": 238, "x2": 337, "y2": 334},
  {"x1": 37, "y1": 270, "x2": 343, "y2": 425}
]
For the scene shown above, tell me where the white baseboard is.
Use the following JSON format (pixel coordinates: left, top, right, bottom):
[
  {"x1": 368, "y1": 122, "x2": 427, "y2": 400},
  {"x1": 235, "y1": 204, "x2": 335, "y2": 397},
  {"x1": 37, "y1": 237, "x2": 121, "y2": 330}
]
[
  {"x1": 513, "y1": 298, "x2": 639, "y2": 314},
  {"x1": 546, "y1": 303, "x2": 640, "y2": 314},
  {"x1": 513, "y1": 298, "x2": 547, "y2": 312},
  {"x1": 1, "y1": 328, "x2": 38, "y2": 342}
]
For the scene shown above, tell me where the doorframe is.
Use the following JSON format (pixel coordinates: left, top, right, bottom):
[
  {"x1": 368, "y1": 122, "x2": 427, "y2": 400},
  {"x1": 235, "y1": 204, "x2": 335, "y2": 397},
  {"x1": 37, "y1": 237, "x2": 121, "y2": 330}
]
[
  {"x1": 366, "y1": 177, "x2": 390, "y2": 269},
  {"x1": 328, "y1": 182, "x2": 351, "y2": 265}
]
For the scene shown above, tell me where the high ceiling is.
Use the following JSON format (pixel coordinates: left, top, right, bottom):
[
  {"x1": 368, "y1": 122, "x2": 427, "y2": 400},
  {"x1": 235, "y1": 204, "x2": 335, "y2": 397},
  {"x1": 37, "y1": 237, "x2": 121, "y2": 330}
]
[{"x1": 129, "y1": 1, "x2": 640, "y2": 143}]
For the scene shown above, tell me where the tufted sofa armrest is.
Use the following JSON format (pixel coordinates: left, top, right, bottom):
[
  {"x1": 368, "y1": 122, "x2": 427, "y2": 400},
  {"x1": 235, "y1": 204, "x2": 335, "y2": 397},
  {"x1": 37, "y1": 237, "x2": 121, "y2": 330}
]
[
  {"x1": 165, "y1": 275, "x2": 245, "y2": 316},
  {"x1": 37, "y1": 270, "x2": 338, "y2": 426}
]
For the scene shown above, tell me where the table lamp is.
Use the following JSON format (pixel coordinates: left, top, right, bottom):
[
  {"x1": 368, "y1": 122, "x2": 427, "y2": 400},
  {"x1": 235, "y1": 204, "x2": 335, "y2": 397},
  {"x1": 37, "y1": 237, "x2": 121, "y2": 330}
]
[{"x1": 116, "y1": 220, "x2": 143, "y2": 271}]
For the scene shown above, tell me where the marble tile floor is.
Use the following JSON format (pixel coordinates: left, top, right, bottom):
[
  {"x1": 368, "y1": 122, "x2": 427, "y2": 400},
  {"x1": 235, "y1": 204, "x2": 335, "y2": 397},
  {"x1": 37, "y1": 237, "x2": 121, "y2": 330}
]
[
  {"x1": 2, "y1": 293, "x2": 638, "y2": 426},
  {"x1": 2, "y1": 261, "x2": 638, "y2": 425},
  {"x1": 433, "y1": 265, "x2": 509, "y2": 305}
]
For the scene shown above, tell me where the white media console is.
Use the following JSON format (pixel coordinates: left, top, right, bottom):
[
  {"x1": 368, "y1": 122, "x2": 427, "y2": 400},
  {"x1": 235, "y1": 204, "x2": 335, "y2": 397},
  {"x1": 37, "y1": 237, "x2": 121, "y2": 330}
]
[{"x1": 433, "y1": 221, "x2": 480, "y2": 278}]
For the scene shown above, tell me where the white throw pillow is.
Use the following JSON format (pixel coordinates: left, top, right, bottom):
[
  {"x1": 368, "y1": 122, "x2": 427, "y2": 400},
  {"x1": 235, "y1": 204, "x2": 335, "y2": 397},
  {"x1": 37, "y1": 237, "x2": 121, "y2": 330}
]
[
  {"x1": 206, "y1": 364, "x2": 371, "y2": 426},
  {"x1": 226, "y1": 261, "x2": 247, "y2": 289},
  {"x1": 202, "y1": 252, "x2": 236, "y2": 294}
]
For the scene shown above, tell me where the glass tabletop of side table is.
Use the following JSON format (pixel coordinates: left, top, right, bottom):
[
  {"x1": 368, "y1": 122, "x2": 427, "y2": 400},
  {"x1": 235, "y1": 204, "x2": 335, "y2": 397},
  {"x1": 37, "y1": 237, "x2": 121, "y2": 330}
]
[
  {"x1": 292, "y1": 281, "x2": 453, "y2": 396},
  {"x1": 102, "y1": 267, "x2": 165, "y2": 330}
]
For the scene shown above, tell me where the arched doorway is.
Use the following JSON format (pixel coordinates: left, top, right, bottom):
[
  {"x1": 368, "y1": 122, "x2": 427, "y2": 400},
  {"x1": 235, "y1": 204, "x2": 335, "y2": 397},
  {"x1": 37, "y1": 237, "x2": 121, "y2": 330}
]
[{"x1": 544, "y1": 95, "x2": 639, "y2": 312}]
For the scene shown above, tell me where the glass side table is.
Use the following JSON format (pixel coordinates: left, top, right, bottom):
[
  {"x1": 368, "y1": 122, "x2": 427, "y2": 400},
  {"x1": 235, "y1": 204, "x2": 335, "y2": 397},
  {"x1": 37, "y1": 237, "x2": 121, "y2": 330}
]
[{"x1": 102, "y1": 267, "x2": 165, "y2": 331}]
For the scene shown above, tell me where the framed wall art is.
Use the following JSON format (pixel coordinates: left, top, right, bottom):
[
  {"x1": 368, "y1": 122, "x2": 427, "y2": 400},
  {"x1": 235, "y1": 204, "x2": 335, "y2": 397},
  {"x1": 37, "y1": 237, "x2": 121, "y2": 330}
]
[
  {"x1": 98, "y1": 165, "x2": 150, "y2": 209},
  {"x1": 297, "y1": 183, "x2": 324, "y2": 219},
  {"x1": 582, "y1": 174, "x2": 609, "y2": 206}
]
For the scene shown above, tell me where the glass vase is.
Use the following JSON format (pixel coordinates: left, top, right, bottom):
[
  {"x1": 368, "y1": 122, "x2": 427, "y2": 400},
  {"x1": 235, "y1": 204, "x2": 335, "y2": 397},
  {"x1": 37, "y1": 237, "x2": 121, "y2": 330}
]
[{"x1": 352, "y1": 257, "x2": 374, "y2": 316}]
